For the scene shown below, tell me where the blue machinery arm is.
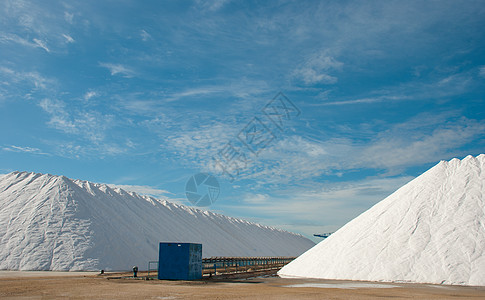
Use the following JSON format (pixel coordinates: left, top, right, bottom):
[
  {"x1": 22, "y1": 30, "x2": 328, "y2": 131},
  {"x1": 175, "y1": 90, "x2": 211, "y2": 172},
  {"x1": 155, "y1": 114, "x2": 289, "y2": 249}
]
[{"x1": 313, "y1": 233, "x2": 333, "y2": 238}]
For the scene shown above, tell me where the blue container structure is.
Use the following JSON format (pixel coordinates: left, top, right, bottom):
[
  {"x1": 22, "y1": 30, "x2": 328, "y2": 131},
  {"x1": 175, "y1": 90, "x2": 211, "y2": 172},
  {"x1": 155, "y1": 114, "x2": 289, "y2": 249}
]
[{"x1": 158, "y1": 242, "x2": 202, "y2": 280}]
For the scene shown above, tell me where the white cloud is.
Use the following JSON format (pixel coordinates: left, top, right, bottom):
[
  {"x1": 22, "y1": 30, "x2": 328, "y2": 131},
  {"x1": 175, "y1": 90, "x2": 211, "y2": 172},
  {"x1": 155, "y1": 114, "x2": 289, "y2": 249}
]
[
  {"x1": 62, "y1": 34, "x2": 74, "y2": 43},
  {"x1": 165, "y1": 122, "x2": 236, "y2": 167},
  {"x1": 296, "y1": 69, "x2": 338, "y2": 85},
  {"x1": 0, "y1": 33, "x2": 49, "y2": 53},
  {"x1": 221, "y1": 175, "x2": 415, "y2": 240},
  {"x1": 161, "y1": 81, "x2": 268, "y2": 103},
  {"x1": 0, "y1": 67, "x2": 56, "y2": 100},
  {"x1": 125, "y1": 139, "x2": 136, "y2": 149},
  {"x1": 0, "y1": 33, "x2": 30, "y2": 46},
  {"x1": 232, "y1": 113, "x2": 485, "y2": 185},
  {"x1": 140, "y1": 30, "x2": 151, "y2": 41},
  {"x1": 114, "y1": 80, "x2": 269, "y2": 118},
  {"x1": 1, "y1": 1, "x2": 85, "y2": 51},
  {"x1": 39, "y1": 98, "x2": 114, "y2": 143},
  {"x1": 64, "y1": 12, "x2": 74, "y2": 24},
  {"x1": 243, "y1": 193, "x2": 270, "y2": 204},
  {"x1": 1, "y1": 67, "x2": 120, "y2": 156},
  {"x1": 293, "y1": 51, "x2": 343, "y2": 85},
  {"x1": 107, "y1": 184, "x2": 172, "y2": 198},
  {"x1": 50, "y1": 141, "x2": 127, "y2": 159},
  {"x1": 99, "y1": 62, "x2": 135, "y2": 78},
  {"x1": 480, "y1": 66, "x2": 485, "y2": 78},
  {"x1": 2, "y1": 145, "x2": 49, "y2": 155},
  {"x1": 165, "y1": 87, "x2": 226, "y2": 102},
  {"x1": 321, "y1": 71, "x2": 473, "y2": 106},
  {"x1": 149, "y1": 97, "x2": 483, "y2": 188},
  {"x1": 83, "y1": 91, "x2": 97, "y2": 101},
  {"x1": 321, "y1": 95, "x2": 411, "y2": 106},
  {"x1": 0, "y1": 33, "x2": 51, "y2": 53},
  {"x1": 0, "y1": 67, "x2": 57, "y2": 90},
  {"x1": 196, "y1": 0, "x2": 231, "y2": 11},
  {"x1": 360, "y1": 116, "x2": 485, "y2": 171},
  {"x1": 33, "y1": 38, "x2": 50, "y2": 52},
  {"x1": 309, "y1": 53, "x2": 343, "y2": 71},
  {"x1": 105, "y1": 183, "x2": 186, "y2": 205},
  {"x1": 39, "y1": 98, "x2": 76, "y2": 133},
  {"x1": 237, "y1": 135, "x2": 341, "y2": 184},
  {"x1": 123, "y1": 100, "x2": 169, "y2": 117}
]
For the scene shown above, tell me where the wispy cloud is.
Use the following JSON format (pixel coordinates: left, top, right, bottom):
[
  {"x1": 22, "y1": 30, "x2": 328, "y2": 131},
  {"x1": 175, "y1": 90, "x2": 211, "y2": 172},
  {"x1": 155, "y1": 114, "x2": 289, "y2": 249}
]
[
  {"x1": 105, "y1": 182, "x2": 185, "y2": 205},
  {"x1": 164, "y1": 86, "x2": 227, "y2": 102},
  {"x1": 164, "y1": 122, "x2": 237, "y2": 168},
  {"x1": 222, "y1": 175, "x2": 415, "y2": 239},
  {"x1": 115, "y1": 80, "x2": 269, "y2": 118},
  {"x1": 242, "y1": 193, "x2": 270, "y2": 204},
  {"x1": 162, "y1": 81, "x2": 269, "y2": 103},
  {"x1": 64, "y1": 12, "x2": 74, "y2": 24},
  {"x1": 107, "y1": 184, "x2": 172, "y2": 198},
  {"x1": 2, "y1": 145, "x2": 49, "y2": 155},
  {"x1": 39, "y1": 98, "x2": 115, "y2": 143},
  {"x1": 140, "y1": 29, "x2": 151, "y2": 41},
  {"x1": 62, "y1": 34, "x2": 74, "y2": 43},
  {"x1": 99, "y1": 62, "x2": 136, "y2": 78},
  {"x1": 0, "y1": 33, "x2": 49, "y2": 52},
  {"x1": 33, "y1": 38, "x2": 50, "y2": 52},
  {"x1": 83, "y1": 91, "x2": 97, "y2": 101},
  {"x1": 131, "y1": 89, "x2": 481, "y2": 188},
  {"x1": 321, "y1": 70, "x2": 474, "y2": 106},
  {"x1": 0, "y1": 33, "x2": 31, "y2": 47},
  {"x1": 359, "y1": 115, "x2": 485, "y2": 172},
  {"x1": 293, "y1": 51, "x2": 343, "y2": 85},
  {"x1": 45, "y1": 139, "x2": 129, "y2": 159},
  {"x1": 480, "y1": 66, "x2": 485, "y2": 78},
  {"x1": 0, "y1": 67, "x2": 56, "y2": 93},
  {"x1": 320, "y1": 95, "x2": 412, "y2": 106},
  {"x1": 39, "y1": 98, "x2": 76, "y2": 133},
  {"x1": 0, "y1": 1, "x2": 84, "y2": 52},
  {"x1": 196, "y1": 0, "x2": 232, "y2": 12},
  {"x1": 1, "y1": 65, "x2": 123, "y2": 156},
  {"x1": 232, "y1": 113, "x2": 485, "y2": 185}
]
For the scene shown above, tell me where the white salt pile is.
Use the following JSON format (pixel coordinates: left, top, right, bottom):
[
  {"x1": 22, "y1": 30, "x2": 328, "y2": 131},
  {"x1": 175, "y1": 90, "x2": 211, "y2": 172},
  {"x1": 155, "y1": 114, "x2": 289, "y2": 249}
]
[
  {"x1": 279, "y1": 154, "x2": 485, "y2": 286},
  {"x1": 0, "y1": 171, "x2": 314, "y2": 271}
]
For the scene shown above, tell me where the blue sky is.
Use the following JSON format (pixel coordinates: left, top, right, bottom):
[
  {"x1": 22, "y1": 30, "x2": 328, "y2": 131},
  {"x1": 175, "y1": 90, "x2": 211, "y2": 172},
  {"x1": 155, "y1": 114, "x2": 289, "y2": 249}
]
[{"x1": 1, "y1": 0, "x2": 484, "y2": 242}]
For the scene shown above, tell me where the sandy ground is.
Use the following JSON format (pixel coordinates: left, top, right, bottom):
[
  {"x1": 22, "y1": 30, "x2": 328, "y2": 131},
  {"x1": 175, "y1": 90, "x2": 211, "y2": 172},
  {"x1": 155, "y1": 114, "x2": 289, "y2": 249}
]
[
  {"x1": 0, "y1": 271, "x2": 484, "y2": 299},
  {"x1": 0, "y1": 271, "x2": 100, "y2": 278}
]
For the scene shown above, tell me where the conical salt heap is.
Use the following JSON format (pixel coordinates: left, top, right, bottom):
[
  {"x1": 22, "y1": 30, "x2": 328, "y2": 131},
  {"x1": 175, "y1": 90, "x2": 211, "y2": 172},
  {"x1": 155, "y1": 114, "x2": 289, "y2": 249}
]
[{"x1": 279, "y1": 154, "x2": 485, "y2": 286}]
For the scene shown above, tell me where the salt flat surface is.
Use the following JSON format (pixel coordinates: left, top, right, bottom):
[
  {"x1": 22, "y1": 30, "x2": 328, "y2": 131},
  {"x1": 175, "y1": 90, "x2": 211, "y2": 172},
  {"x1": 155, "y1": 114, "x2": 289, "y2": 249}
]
[
  {"x1": 279, "y1": 154, "x2": 485, "y2": 286},
  {"x1": 285, "y1": 283, "x2": 398, "y2": 289},
  {"x1": 0, "y1": 271, "x2": 99, "y2": 278},
  {"x1": 0, "y1": 171, "x2": 314, "y2": 271}
]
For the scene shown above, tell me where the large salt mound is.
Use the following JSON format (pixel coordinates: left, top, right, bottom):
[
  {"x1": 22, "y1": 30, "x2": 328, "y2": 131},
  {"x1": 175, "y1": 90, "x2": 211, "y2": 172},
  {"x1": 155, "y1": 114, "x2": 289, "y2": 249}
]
[
  {"x1": 278, "y1": 154, "x2": 485, "y2": 286},
  {"x1": 0, "y1": 171, "x2": 314, "y2": 271}
]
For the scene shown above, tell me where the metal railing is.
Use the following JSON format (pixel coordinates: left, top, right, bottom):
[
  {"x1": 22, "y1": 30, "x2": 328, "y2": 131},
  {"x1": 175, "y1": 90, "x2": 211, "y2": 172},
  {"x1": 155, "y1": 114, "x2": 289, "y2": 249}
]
[
  {"x1": 202, "y1": 256, "x2": 295, "y2": 276},
  {"x1": 147, "y1": 261, "x2": 159, "y2": 279}
]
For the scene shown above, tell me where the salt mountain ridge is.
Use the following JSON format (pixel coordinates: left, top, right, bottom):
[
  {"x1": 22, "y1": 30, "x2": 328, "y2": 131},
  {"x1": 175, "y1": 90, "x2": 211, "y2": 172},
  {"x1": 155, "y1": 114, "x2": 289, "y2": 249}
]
[
  {"x1": 279, "y1": 154, "x2": 485, "y2": 286},
  {"x1": 0, "y1": 171, "x2": 314, "y2": 271}
]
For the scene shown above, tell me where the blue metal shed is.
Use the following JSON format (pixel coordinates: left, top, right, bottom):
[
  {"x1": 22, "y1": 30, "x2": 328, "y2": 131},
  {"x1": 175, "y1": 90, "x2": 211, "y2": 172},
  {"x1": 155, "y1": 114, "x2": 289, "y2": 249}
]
[{"x1": 158, "y1": 242, "x2": 202, "y2": 280}]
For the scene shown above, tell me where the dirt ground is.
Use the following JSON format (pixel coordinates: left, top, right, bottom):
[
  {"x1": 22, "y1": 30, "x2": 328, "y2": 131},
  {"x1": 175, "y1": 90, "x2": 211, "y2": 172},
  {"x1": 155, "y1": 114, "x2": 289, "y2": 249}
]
[{"x1": 1, "y1": 271, "x2": 484, "y2": 299}]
